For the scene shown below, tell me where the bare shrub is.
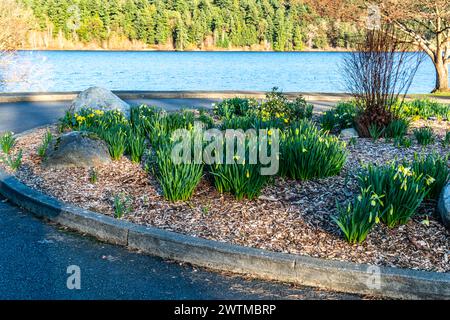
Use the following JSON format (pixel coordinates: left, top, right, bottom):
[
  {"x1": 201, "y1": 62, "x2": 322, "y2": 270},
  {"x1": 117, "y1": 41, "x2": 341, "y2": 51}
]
[{"x1": 342, "y1": 23, "x2": 424, "y2": 137}]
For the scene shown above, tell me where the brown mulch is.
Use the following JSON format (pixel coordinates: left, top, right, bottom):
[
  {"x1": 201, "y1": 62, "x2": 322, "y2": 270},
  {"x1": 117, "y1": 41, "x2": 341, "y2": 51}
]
[{"x1": 1, "y1": 122, "x2": 449, "y2": 273}]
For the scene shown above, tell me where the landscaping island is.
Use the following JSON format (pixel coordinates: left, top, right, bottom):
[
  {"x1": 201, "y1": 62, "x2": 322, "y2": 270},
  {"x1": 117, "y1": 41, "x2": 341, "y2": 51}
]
[{"x1": 0, "y1": 88, "x2": 449, "y2": 278}]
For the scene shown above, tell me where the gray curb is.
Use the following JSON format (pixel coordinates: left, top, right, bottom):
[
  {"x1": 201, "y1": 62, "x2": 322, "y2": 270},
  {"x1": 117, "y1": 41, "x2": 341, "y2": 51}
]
[
  {"x1": 1, "y1": 91, "x2": 448, "y2": 104},
  {"x1": 0, "y1": 170, "x2": 449, "y2": 299}
]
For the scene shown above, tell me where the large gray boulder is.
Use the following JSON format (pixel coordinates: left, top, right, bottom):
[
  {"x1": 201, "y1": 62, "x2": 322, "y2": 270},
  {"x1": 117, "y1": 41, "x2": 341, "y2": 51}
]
[
  {"x1": 438, "y1": 183, "x2": 450, "y2": 230},
  {"x1": 340, "y1": 128, "x2": 359, "y2": 139},
  {"x1": 70, "y1": 87, "x2": 130, "y2": 118},
  {"x1": 44, "y1": 131, "x2": 111, "y2": 168}
]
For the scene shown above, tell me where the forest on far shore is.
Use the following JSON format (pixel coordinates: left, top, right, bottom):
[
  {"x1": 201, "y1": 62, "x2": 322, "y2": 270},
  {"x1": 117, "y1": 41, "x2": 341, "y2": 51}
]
[{"x1": 20, "y1": 0, "x2": 361, "y2": 51}]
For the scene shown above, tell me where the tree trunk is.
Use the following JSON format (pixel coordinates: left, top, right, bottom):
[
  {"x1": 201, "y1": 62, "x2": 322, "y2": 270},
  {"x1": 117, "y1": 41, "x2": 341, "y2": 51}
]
[{"x1": 433, "y1": 58, "x2": 449, "y2": 92}]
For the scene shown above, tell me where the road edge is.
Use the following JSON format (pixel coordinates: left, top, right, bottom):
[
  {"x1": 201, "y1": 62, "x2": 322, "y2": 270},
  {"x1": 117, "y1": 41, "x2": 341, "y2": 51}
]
[{"x1": 0, "y1": 169, "x2": 449, "y2": 299}]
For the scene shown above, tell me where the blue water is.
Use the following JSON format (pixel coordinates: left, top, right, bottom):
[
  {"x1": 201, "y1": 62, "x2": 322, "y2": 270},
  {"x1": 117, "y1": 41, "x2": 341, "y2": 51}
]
[{"x1": 0, "y1": 51, "x2": 442, "y2": 93}]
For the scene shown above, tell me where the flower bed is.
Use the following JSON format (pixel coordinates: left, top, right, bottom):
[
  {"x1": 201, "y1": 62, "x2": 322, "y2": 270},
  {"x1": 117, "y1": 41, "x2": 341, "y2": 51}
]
[{"x1": 1, "y1": 95, "x2": 449, "y2": 273}]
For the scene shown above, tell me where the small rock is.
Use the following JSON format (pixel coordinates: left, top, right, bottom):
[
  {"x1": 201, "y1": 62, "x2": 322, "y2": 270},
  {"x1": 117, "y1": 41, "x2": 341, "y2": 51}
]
[
  {"x1": 438, "y1": 183, "x2": 450, "y2": 230},
  {"x1": 258, "y1": 195, "x2": 278, "y2": 202},
  {"x1": 44, "y1": 131, "x2": 111, "y2": 168},
  {"x1": 340, "y1": 128, "x2": 359, "y2": 139},
  {"x1": 70, "y1": 87, "x2": 131, "y2": 118}
]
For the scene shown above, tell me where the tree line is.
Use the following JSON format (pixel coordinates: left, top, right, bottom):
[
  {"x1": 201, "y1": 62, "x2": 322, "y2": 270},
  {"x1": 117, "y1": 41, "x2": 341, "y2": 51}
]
[{"x1": 21, "y1": 0, "x2": 360, "y2": 50}]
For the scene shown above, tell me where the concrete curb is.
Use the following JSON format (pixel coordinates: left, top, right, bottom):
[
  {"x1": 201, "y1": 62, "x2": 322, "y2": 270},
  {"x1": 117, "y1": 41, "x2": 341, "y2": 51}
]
[
  {"x1": 0, "y1": 170, "x2": 449, "y2": 299},
  {"x1": 0, "y1": 91, "x2": 349, "y2": 103},
  {"x1": 1, "y1": 91, "x2": 449, "y2": 104}
]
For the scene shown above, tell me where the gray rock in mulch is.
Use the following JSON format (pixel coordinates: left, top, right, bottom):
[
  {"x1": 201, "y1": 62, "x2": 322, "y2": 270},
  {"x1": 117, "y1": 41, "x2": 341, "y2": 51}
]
[
  {"x1": 339, "y1": 128, "x2": 359, "y2": 139},
  {"x1": 70, "y1": 87, "x2": 131, "y2": 118},
  {"x1": 44, "y1": 131, "x2": 111, "y2": 168},
  {"x1": 438, "y1": 183, "x2": 450, "y2": 229}
]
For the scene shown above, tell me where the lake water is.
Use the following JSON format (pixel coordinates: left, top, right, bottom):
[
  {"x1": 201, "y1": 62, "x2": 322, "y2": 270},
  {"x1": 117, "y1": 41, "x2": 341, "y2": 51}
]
[{"x1": 0, "y1": 51, "x2": 442, "y2": 94}]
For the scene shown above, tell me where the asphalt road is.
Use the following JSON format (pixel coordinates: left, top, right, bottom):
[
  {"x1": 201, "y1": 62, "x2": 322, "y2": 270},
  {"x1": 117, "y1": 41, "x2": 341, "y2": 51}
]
[
  {"x1": 0, "y1": 98, "x2": 358, "y2": 300},
  {"x1": 0, "y1": 195, "x2": 362, "y2": 300},
  {"x1": 0, "y1": 98, "x2": 220, "y2": 134},
  {"x1": 0, "y1": 98, "x2": 335, "y2": 134}
]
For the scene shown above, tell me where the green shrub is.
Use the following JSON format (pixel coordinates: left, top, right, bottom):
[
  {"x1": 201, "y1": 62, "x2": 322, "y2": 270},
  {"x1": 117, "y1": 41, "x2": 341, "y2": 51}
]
[
  {"x1": 59, "y1": 108, "x2": 129, "y2": 134},
  {"x1": 413, "y1": 127, "x2": 435, "y2": 146},
  {"x1": 220, "y1": 115, "x2": 258, "y2": 130},
  {"x1": 113, "y1": 193, "x2": 132, "y2": 218},
  {"x1": 358, "y1": 162, "x2": 430, "y2": 228},
  {"x1": 289, "y1": 96, "x2": 314, "y2": 120},
  {"x1": 443, "y1": 131, "x2": 450, "y2": 146},
  {"x1": 130, "y1": 104, "x2": 160, "y2": 133},
  {"x1": 127, "y1": 129, "x2": 146, "y2": 164},
  {"x1": 368, "y1": 123, "x2": 384, "y2": 141},
  {"x1": 220, "y1": 115, "x2": 285, "y2": 131},
  {"x1": 2, "y1": 149, "x2": 23, "y2": 171},
  {"x1": 146, "y1": 110, "x2": 196, "y2": 148},
  {"x1": 320, "y1": 101, "x2": 357, "y2": 132},
  {"x1": 409, "y1": 153, "x2": 449, "y2": 200},
  {"x1": 58, "y1": 110, "x2": 76, "y2": 132},
  {"x1": 395, "y1": 99, "x2": 450, "y2": 120},
  {"x1": 166, "y1": 110, "x2": 195, "y2": 131},
  {"x1": 89, "y1": 168, "x2": 98, "y2": 184},
  {"x1": 320, "y1": 110, "x2": 337, "y2": 132},
  {"x1": 146, "y1": 111, "x2": 171, "y2": 147},
  {"x1": 155, "y1": 144, "x2": 204, "y2": 202},
  {"x1": 333, "y1": 187, "x2": 384, "y2": 244},
  {"x1": 213, "y1": 97, "x2": 257, "y2": 119},
  {"x1": 394, "y1": 136, "x2": 412, "y2": 148},
  {"x1": 0, "y1": 132, "x2": 15, "y2": 154},
  {"x1": 210, "y1": 161, "x2": 269, "y2": 200},
  {"x1": 102, "y1": 125, "x2": 127, "y2": 160},
  {"x1": 197, "y1": 109, "x2": 215, "y2": 129},
  {"x1": 214, "y1": 90, "x2": 313, "y2": 125},
  {"x1": 37, "y1": 130, "x2": 53, "y2": 158},
  {"x1": 279, "y1": 120, "x2": 347, "y2": 180},
  {"x1": 256, "y1": 88, "x2": 313, "y2": 124},
  {"x1": 385, "y1": 118, "x2": 409, "y2": 139},
  {"x1": 209, "y1": 136, "x2": 271, "y2": 200},
  {"x1": 348, "y1": 137, "x2": 358, "y2": 146}
]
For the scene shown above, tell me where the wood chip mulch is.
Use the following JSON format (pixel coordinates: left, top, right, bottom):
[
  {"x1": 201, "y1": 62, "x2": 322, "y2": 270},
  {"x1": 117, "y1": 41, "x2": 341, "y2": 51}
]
[{"x1": 2, "y1": 121, "x2": 449, "y2": 273}]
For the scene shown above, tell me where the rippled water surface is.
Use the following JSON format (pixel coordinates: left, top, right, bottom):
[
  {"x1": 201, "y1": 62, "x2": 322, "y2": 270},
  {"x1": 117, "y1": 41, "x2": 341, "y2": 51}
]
[{"x1": 0, "y1": 51, "x2": 441, "y2": 93}]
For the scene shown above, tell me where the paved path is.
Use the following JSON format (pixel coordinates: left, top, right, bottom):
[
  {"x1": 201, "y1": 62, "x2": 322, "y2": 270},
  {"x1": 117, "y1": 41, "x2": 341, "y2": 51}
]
[
  {"x1": 0, "y1": 99, "x2": 361, "y2": 300},
  {"x1": 0, "y1": 196, "x2": 363, "y2": 300}
]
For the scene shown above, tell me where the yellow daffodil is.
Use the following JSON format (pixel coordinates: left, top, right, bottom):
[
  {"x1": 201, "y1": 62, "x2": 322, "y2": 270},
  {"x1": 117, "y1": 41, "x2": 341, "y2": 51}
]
[{"x1": 76, "y1": 115, "x2": 86, "y2": 122}]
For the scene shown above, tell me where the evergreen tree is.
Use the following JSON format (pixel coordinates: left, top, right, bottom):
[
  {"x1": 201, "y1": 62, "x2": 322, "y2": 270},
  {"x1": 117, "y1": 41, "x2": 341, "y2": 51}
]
[{"x1": 21, "y1": 0, "x2": 360, "y2": 50}]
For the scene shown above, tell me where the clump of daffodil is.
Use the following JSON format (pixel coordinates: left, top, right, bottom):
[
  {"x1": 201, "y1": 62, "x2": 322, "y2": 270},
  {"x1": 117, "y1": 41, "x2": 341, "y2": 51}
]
[
  {"x1": 358, "y1": 161, "x2": 430, "y2": 228},
  {"x1": 279, "y1": 119, "x2": 347, "y2": 180},
  {"x1": 333, "y1": 187, "x2": 384, "y2": 244}
]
